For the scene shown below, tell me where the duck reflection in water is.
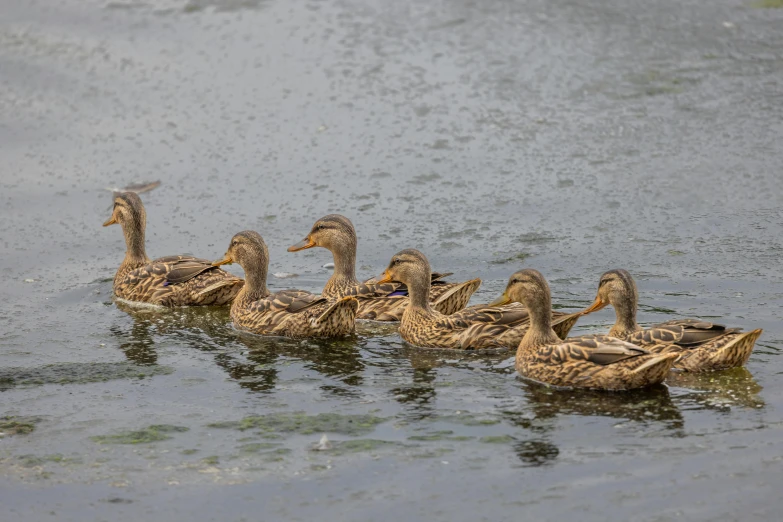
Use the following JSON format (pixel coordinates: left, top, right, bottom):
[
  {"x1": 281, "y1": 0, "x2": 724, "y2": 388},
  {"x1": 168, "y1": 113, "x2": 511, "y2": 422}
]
[
  {"x1": 497, "y1": 380, "x2": 684, "y2": 467},
  {"x1": 387, "y1": 346, "x2": 510, "y2": 422},
  {"x1": 666, "y1": 367, "x2": 764, "y2": 411},
  {"x1": 111, "y1": 301, "x2": 166, "y2": 365},
  {"x1": 231, "y1": 332, "x2": 366, "y2": 396},
  {"x1": 112, "y1": 301, "x2": 366, "y2": 395},
  {"x1": 514, "y1": 381, "x2": 684, "y2": 432}
]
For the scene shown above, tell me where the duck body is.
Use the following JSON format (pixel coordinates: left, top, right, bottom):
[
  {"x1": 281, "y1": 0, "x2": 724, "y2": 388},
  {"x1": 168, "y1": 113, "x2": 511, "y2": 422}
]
[
  {"x1": 321, "y1": 270, "x2": 473, "y2": 321},
  {"x1": 398, "y1": 302, "x2": 581, "y2": 350},
  {"x1": 492, "y1": 269, "x2": 677, "y2": 390},
  {"x1": 582, "y1": 270, "x2": 762, "y2": 372},
  {"x1": 105, "y1": 193, "x2": 242, "y2": 307},
  {"x1": 288, "y1": 215, "x2": 476, "y2": 321},
  {"x1": 229, "y1": 288, "x2": 358, "y2": 338},
  {"x1": 515, "y1": 334, "x2": 677, "y2": 390},
  {"x1": 457, "y1": 301, "x2": 582, "y2": 341},
  {"x1": 216, "y1": 230, "x2": 357, "y2": 339},
  {"x1": 606, "y1": 320, "x2": 762, "y2": 372},
  {"x1": 397, "y1": 303, "x2": 521, "y2": 350},
  {"x1": 378, "y1": 249, "x2": 575, "y2": 351}
]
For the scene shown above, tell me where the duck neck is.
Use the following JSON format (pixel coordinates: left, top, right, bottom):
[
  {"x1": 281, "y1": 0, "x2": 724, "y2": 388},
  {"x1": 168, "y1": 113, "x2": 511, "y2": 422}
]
[
  {"x1": 407, "y1": 270, "x2": 432, "y2": 311},
  {"x1": 325, "y1": 241, "x2": 359, "y2": 292},
  {"x1": 610, "y1": 295, "x2": 640, "y2": 337},
  {"x1": 238, "y1": 255, "x2": 270, "y2": 303},
  {"x1": 117, "y1": 222, "x2": 150, "y2": 280},
  {"x1": 518, "y1": 293, "x2": 560, "y2": 350}
]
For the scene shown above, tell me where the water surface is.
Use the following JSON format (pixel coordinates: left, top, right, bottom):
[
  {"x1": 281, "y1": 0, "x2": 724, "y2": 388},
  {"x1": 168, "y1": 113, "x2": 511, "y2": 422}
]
[{"x1": 2, "y1": 0, "x2": 783, "y2": 520}]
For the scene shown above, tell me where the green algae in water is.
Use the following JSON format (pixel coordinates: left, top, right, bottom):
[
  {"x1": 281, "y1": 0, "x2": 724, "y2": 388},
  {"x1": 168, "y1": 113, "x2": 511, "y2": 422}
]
[
  {"x1": 239, "y1": 442, "x2": 282, "y2": 453},
  {"x1": 408, "y1": 430, "x2": 474, "y2": 442},
  {"x1": 435, "y1": 413, "x2": 500, "y2": 427},
  {"x1": 753, "y1": 0, "x2": 783, "y2": 7},
  {"x1": 0, "y1": 362, "x2": 174, "y2": 390},
  {"x1": 16, "y1": 454, "x2": 81, "y2": 468},
  {"x1": 479, "y1": 435, "x2": 516, "y2": 444},
  {"x1": 201, "y1": 456, "x2": 220, "y2": 465},
  {"x1": 91, "y1": 424, "x2": 189, "y2": 444},
  {"x1": 261, "y1": 448, "x2": 292, "y2": 462},
  {"x1": 0, "y1": 417, "x2": 39, "y2": 435},
  {"x1": 181, "y1": 449, "x2": 199, "y2": 455},
  {"x1": 320, "y1": 439, "x2": 406, "y2": 456},
  {"x1": 208, "y1": 412, "x2": 386, "y2": 436}
]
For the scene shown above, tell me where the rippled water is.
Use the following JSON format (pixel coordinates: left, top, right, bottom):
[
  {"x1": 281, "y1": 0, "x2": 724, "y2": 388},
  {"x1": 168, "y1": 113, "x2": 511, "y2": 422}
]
[{"x1": 2, "y1": 0, "x2": 783, "y2": 520}]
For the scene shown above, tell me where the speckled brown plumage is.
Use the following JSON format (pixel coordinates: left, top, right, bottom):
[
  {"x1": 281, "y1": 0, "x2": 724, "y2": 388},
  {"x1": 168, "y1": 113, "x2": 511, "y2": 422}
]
[
  {"x1": 581, "y1": 269, "x2": 762, "y2": 372},
  {"x1": 104, "y1": 193, "x2": 243, "y2": 307},
  {"x1": 457, "y1": 301, "x2": 582, "y2": 341},
  {"x1": 288, "y1": 215, "x2": 476, "y2": 321},
  {"x1": 217, "y1": 230, "x2": 357, "y2": 338},
  {"x1": 378, "y1": 249, "x2": 571, "y2": 351},
  {"x1": 495, "y1": 269, "x2": 677, "y2": 390}
]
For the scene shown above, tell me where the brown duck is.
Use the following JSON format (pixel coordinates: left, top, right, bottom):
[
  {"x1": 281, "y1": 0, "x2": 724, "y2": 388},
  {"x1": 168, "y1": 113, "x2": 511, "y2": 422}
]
[
  {"x1": 375, "y1": 249, "x2": 580, "y2": 350},
  {"x1": 490, "y1": 269, "x2": 678, "y2": 390},
  {"x1": 581, "y1": 269, "x2": 762, "y2": 372},
  {"x1": 103, "y1": 192, "x2": 242, "y2": 306},
  {"x1": 214, "y1": 230, "x2": 358, "y2": 338},
  {"x1": 288, "y1": 214, "x2": 478, "y2": 321}
]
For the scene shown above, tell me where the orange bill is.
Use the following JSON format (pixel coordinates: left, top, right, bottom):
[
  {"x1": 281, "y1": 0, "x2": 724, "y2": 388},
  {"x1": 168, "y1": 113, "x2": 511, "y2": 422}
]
[
  {"x1": 375, "y1": 269, "x2": 393, "y2": 284},
  {"x1": 582, "y1": 296, "x2": 608, "y2": 315},
  {"x1": 287, "y1": 237, "x2": 315, "y2": 252},
  {"x1": 102, "y1": 215, "x2": 118, "y2": 227},
  {"x1": 212, "y1": 254, "x2": 234, "y2": 267}
]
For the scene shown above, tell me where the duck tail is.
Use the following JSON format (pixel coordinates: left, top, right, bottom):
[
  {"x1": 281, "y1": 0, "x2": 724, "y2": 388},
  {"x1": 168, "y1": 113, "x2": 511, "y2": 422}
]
[
  {"x1": 432, "y1": 278, "x2": 481, "y2": 316},
  {"x1": 552, "y1": 312, "x2": 583, "y2": 340},
  {"x1": 313, "y1": 296, "x2": 358, "y2": 335},
  {"x1": 631, "y1": 352, "x2": 679, "y2": 384},
  {"x1": 194, "y1": 278, "x2": 244, "y2": 304},
  {"x1": 714, "y1": 328, "x2": 763, "y2": 369}
]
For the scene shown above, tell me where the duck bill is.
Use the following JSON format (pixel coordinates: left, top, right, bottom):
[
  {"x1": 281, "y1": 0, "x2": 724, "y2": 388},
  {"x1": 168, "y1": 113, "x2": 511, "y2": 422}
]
[
  {"x1": 102, "y1": 216, "x2": 118, "y2": 227},
  {"x1": 287, "y1": 236, "x2": 315, "y2": 252},
  {"x1": 582, "y1": 296, "x2": 608, "y2": 315},
  {"x1": 375, "y1": 269, "x2": 394, "y2": 284},
  {"x1": 488, "y1": 291, "x2": 511, "y2": 307},
  {"x1": 212, "y1": 254, "x2": 234, "y2": 267}
]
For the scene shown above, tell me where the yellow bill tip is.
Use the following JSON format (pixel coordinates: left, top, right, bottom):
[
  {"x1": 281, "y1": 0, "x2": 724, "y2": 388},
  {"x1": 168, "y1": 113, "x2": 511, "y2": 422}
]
[{"x1": 488, "y1": 292, "x2": 511, "y2": 308}]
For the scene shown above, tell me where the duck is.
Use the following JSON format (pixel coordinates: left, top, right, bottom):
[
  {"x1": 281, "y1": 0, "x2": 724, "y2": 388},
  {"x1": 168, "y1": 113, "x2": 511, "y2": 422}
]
[
  {"x1": 103, "y1": 192, "x2": 243, "y2": 307},
  {"x1": 581, "y1": 269, "x2": 762, "y2": 372},
  {"x1": 213, "y1": 230, "x2": 358, "y2": 338},
  {"x1": 489, "y1": 269, "x2": 678, "y2": 390},
  {"x1": 287, "y1": 214, "x2": 478, "y2": 321},
  {"x1": 375, "y1": 249, "x2": 581, "y2": 350}
]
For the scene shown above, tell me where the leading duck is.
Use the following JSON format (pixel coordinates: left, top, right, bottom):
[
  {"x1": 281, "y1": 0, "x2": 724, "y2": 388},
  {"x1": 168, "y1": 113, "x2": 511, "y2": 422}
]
[
  {"x1": 490, "y1": 269, "x2": 678, "y2": 390},
  {"x1": 580, "y1": 269, "x2": 762, "y2": 372}
]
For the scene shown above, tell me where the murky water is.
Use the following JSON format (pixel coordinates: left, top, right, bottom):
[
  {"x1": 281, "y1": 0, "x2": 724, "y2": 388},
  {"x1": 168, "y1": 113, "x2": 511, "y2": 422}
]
[{"x1": 2, "y1": 0, "x2": 783, "y2": 519}]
